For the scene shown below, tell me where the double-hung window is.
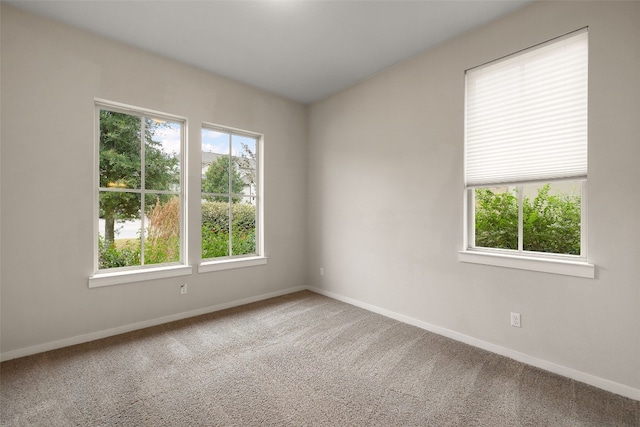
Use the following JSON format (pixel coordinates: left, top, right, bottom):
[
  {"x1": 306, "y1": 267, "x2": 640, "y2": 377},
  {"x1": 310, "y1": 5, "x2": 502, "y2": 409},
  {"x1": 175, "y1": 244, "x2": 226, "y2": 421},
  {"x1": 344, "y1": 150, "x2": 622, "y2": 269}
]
[
  {"x1": 461, "y1": 29, "x2": 594, "y2": 277},
  {"x1": 199, "y1": 124, "x2": 264, "y2": 272},
  {"x1": 90, "y1": 101, "x2": 189, "y2": 287}
]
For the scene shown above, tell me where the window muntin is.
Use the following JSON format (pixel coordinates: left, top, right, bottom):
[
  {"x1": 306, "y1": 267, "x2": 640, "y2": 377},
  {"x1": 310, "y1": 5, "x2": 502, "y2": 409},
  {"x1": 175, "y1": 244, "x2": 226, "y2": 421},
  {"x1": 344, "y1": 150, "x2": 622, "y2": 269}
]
[
  {"x1": 201, "y1": 125, "x2": 259, "y2": 261},
  {"x1": 96, "y1": 104, "x2": 184, "y2": 272},
  {"x1": 464, "y1": 29, "x2": 588, "y2": 261}
]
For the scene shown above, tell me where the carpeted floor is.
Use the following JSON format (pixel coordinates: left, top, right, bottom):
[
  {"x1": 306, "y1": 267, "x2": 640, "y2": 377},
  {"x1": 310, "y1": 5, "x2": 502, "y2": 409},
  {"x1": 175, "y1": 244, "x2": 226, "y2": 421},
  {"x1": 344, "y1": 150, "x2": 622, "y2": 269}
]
[{"x1": 1, "y1": 290, "x2": 638, "y2": 426}]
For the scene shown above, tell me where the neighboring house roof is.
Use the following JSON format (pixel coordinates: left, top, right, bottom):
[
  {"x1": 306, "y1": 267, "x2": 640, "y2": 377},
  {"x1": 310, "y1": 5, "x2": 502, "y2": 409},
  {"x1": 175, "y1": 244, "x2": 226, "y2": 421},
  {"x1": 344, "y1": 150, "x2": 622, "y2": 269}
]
[{"x1": 201, "y1": 151, "x2": 221, "y2": 169}]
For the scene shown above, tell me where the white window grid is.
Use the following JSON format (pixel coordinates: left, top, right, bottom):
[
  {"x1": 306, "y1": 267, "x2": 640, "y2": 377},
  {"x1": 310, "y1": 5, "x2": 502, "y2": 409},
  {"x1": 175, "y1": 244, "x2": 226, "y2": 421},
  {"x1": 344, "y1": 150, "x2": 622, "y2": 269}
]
[
  {"x1": 201, "y1": 123, "x2": 262, "y2": 261},
  {"x1": 94, "y1": 100, "x2": 187, "y2": 273}
]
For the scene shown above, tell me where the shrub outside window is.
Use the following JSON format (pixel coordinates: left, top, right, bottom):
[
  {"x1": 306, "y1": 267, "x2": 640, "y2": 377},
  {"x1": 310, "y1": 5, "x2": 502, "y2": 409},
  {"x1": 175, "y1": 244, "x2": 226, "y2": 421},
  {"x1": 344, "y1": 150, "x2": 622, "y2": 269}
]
[
  {"x1": 95, "y1": 102, "x2": 184, "y2": 272},
  {"x1": 201, "y1": 125, "x2": 260, "y2": 261},
  {"x1": 471, "y1": 181, "x2": 584, "y2": 256}
]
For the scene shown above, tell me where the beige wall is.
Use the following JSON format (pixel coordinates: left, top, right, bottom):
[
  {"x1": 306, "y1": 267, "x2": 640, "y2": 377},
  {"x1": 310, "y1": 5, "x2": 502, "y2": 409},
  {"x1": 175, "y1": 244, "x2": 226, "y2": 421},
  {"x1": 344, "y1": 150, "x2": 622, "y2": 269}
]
[
  {"x1": 0, "y1": 5, "x2": 308, "y2": 354},
  {"x1": 308, "y1": 1, "x2": 640, "y2": 392}
]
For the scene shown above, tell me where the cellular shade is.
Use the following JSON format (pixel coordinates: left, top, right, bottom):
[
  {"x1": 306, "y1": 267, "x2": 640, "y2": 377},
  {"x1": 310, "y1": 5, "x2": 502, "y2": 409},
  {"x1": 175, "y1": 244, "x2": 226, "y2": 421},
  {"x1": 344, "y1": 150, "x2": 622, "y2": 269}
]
[{"x1": 465, "y1": 30, "x2": 588, "y2": 187}]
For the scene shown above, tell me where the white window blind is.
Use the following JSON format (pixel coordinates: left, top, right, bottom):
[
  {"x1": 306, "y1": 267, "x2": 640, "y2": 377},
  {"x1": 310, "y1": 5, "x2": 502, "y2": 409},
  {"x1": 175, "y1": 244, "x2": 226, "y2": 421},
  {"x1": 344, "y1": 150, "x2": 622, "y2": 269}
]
[{"x1": 465, "y1": 29, "x2": 588, "y2": 187}]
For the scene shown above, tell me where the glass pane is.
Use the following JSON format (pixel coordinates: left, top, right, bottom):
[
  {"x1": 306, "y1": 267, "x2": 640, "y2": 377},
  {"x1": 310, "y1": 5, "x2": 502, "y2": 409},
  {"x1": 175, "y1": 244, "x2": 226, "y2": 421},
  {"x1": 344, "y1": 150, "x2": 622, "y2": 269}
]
[
  {"x1": 232, "y1": 135, "x2": 257, "y2": 197},
  {"x1": 98, "y1": 191, "x2": 142, "y2": 269},
  {"x1": 231, "y1": 197, "x2": 257, "y2": 256},
  {"x1": 99, "y1": 110, "x2": 141, "y2": 190},
  {"x1": 145, "y1": 118, "x2": 181, "y2": 191},
  {"x1": 144, "y1": 194, "x2": 181, "y2": 265},
  {"x1": 202, "y1": 128, "x2": 231, "y2": 195},
  {"x1": 201, "y1": 197, "x2": 231, "y2": 259},
  {"x1": 523, "y1": 182, "x2": 581, "y2": 255},
  {"x1": 474, "y1": 186, "x2": 518, "y2": 250}
]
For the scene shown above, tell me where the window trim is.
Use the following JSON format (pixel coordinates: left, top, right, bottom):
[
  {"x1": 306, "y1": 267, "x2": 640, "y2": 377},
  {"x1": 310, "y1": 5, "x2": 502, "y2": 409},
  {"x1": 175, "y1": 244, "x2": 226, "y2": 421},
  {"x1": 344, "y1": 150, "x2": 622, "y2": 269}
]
[
  {"x1": 461, "y1": 30, "x2": 594, "y2": 278},
  {"x1": 458, "y1": 250, "x2": 595, "y2": 278},
  {"x1": 198, "y1": 256, "x2": 267, "y2": 273},
  {"x1": 89, "y1": 265, "x2": 193, "y2": 288},
  {"x1": 90, "y1": 99, "x2": 189, "y2": 286},
  {"x1": 461, "y1": 179, "x2": 593, "y2": 278},
  {"x1": 199, "y1": 123, "x2": 264, "y2": 267}
]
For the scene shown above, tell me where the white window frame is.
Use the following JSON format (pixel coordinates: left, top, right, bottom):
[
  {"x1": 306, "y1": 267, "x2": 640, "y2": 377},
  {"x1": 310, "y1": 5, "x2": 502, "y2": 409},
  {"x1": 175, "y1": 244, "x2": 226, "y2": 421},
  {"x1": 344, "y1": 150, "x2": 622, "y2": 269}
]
[
  {"x1": 459, "y1": 30, "x2": 594, "y2": 278},
  {"x1": 198, "y1": 123, "x2": 266, "y2": 273},
  {"x1": 89, "y1": 100, "x2": 191, "y2": 288},
  {"x1": 461, "y1": 180, "x2": 593, "y2": 278}
]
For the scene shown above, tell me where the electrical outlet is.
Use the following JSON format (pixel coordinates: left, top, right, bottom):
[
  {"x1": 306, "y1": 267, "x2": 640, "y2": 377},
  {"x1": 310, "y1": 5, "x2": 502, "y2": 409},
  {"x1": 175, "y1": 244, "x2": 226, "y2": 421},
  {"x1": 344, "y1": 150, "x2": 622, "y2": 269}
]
[
  {"x1": 510, "y1": 312, "x2": 521, "y2": 328},
  {"x1": 180, "y1": 284, "x2": 187, "y2": 295},
  {"x1": 320, "y1": 267, "x2": 324, "y2": 276}
]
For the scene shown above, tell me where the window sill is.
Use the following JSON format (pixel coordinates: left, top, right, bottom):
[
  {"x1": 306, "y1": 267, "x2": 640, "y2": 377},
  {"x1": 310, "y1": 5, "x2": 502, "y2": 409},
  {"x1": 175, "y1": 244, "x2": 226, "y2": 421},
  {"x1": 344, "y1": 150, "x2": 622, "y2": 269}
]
[
  {"x1": 89, "y1": 264, "x2": 193, "y2": 288},
  {"x1": 458, "y1": 250, "x2": 595, "y2": 278},
  {"x1": 198, "y1": 256, "x2": 267, "y2": 273}
]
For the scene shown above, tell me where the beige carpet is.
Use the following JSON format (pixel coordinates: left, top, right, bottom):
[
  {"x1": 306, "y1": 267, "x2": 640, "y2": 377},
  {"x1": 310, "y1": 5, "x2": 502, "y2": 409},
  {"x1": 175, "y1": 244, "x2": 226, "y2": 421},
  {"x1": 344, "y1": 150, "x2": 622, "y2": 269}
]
[{"x1": 1, "y1": 290, "x2": 638, "y2": 426}]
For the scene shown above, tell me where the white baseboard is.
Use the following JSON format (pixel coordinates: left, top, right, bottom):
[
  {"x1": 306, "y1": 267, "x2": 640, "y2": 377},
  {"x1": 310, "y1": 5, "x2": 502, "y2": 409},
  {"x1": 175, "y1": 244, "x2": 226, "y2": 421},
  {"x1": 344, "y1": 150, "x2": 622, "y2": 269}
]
[
  {"x1": 3, "y1": 284, "x2": 637, "y2": 401},
  {"x1": 0, "y1": 286, "x2": 306, "y2": 362},
  {"x1": 307, "y1": 286, "x2": 640, "y2": 402}
]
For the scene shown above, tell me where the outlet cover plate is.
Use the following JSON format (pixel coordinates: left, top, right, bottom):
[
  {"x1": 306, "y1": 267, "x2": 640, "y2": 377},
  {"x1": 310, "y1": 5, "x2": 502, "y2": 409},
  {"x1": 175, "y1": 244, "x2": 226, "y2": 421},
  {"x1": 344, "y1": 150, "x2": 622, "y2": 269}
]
[{"x1": 510, "y1": 312, "x2": 521, "y2": 327}]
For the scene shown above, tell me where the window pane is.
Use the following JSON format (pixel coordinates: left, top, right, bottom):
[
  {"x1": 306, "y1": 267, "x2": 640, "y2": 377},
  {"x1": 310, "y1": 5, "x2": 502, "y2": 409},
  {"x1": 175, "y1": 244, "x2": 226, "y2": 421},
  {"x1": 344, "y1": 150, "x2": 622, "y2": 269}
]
[
  {"x1": 145, "y1": 194, "x2": 181, "y2": 264},
  {"x1": 232, "y1": 135, "x2": 257, "y2": 197},
  {"x1": 99, "y1": 110, "x2": 141, "y2": 190},
  {"x1": 232, "y1": 197, "x2": 257, "y2": 256},
  {"x1": 145, "y1": 119, "x2": 181, "y2": 191},
  {"x1": 202, "y1": 128, "x2": 231, "y2": 195},
  {"x1": 201, "y1": 197, "x2": 231, "y2": 259},
  {"x1": 474, "y1": 186, "x2": 518, "y2": 250},
  {"x1": 523, "y1": 182, "x2": 581, "y2": 255},
  {"x1": 98, "y1": 191, "x2": 142, "y2": 269}
]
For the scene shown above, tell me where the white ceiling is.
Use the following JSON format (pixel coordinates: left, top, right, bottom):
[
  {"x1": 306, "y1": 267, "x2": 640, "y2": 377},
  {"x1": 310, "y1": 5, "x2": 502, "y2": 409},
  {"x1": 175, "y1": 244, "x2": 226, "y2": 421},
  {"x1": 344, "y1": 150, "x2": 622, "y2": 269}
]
[{"x1": 7, "y1": 0, "x2": 532, "y2": 104}]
